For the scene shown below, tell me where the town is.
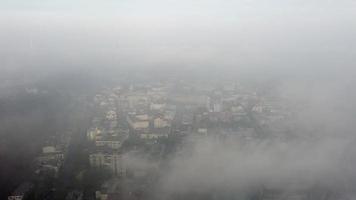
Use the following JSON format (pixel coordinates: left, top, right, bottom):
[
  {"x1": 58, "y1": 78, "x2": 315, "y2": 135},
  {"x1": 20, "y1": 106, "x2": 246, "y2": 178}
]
[{"x1": 6, "y1": 78, "x2": 298, "y2": 200}]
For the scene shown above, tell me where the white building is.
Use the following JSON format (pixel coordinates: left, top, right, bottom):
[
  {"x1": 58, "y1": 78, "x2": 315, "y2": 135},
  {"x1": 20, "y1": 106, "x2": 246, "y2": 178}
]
[{"x1": 127, "y1": 115, "x2": 149, "y2": 130}]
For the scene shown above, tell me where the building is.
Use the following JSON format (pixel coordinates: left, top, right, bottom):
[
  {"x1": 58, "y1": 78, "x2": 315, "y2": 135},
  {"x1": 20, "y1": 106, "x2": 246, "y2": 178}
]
[
  {"x1": 36, "y1": 145, "x2": 64, "y2": 177},
  {"x1": 87, "y1": 128, "x2": 102, "y2": 141},
  {"x1": 150, "y1": 103, "x2": 166, "y2": 110},
  {"x1": 95, "y1": 140, "x2": 122, "y2": 149},
  {"x1": 153, "y1": 117, "x2": 170, "y2": 128},
  {"x1": 8, "y1": 182, "x2": 33, "y2": 200},
  {"x1": 127, "y1": 115, "x2": 149, "y2": 130},
  {"x1": 89, "y1": 152, "x2": 125, "y2": 176},
  {"x1": 42, "y1": 146, "x2": 56, "y2": 154},
  {"x1": 140, "y1": 126, "x2": 170, "y2": 139}
]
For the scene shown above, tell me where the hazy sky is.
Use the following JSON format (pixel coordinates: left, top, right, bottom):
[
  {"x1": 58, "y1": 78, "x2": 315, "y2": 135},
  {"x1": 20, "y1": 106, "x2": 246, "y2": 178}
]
[{"x1": 0, "y1": 0, "x2": 355, "y2": 73}]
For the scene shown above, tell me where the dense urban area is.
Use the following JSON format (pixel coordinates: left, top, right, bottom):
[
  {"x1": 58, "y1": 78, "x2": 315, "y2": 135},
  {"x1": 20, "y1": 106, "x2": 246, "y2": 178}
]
[{"x1": 2, "y1": 72, "x2": 353, "y2": 200}]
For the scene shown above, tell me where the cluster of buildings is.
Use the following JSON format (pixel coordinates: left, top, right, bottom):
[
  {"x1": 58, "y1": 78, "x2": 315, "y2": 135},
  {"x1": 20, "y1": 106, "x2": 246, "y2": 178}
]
[
  {"x1": 121, "y1": 84, "x2": 176, "y2": 139},
  {"x1": 83, "y1": 81, "x2": 293, "y2": 200},
  {"x1": 35, "y1": 132, "x2": 71, "y2": 177},
  {"x1": 8, "y1": 80, "x2": 294, "y2": 200},
  {"x1": 5, "y1": 77, "x2": 325, "y2": 200},
  {"x1": 97, "y1": 81, "x2": 291, "y2": 141},
  {"x1": 87, "y1": 90, "x2": 129, "y2": 176},
  {"x1": 35, "y1": 145, "x2": 65, "y2": 177},
  {"x1": 87, "y1": 84, "x2": 176, "y2": 173}
]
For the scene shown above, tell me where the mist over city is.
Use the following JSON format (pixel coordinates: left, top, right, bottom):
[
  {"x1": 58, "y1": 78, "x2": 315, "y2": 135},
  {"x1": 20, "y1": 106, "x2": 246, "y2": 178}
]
[{"x1": 0, "y1": 1, "x2": 355, "y2": 200}]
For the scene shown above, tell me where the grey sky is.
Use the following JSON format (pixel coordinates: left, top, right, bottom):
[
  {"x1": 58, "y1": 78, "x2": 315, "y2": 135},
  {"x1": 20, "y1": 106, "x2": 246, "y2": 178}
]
[{"x1": 0, "y1": 0, "x2": 355, "y2": 73}]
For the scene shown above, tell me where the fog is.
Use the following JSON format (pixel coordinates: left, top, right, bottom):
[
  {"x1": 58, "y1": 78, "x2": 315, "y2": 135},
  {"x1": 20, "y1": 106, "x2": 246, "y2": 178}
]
[
  {"x1": 1, "y1": 0, "x2": 356, "y2": 199},
  {"x1": 146, "y1": 79, "x2": 356, "y2": 198},
  {"x1": 1, "y1": 0, "x2": 355, "y2": 74}
]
